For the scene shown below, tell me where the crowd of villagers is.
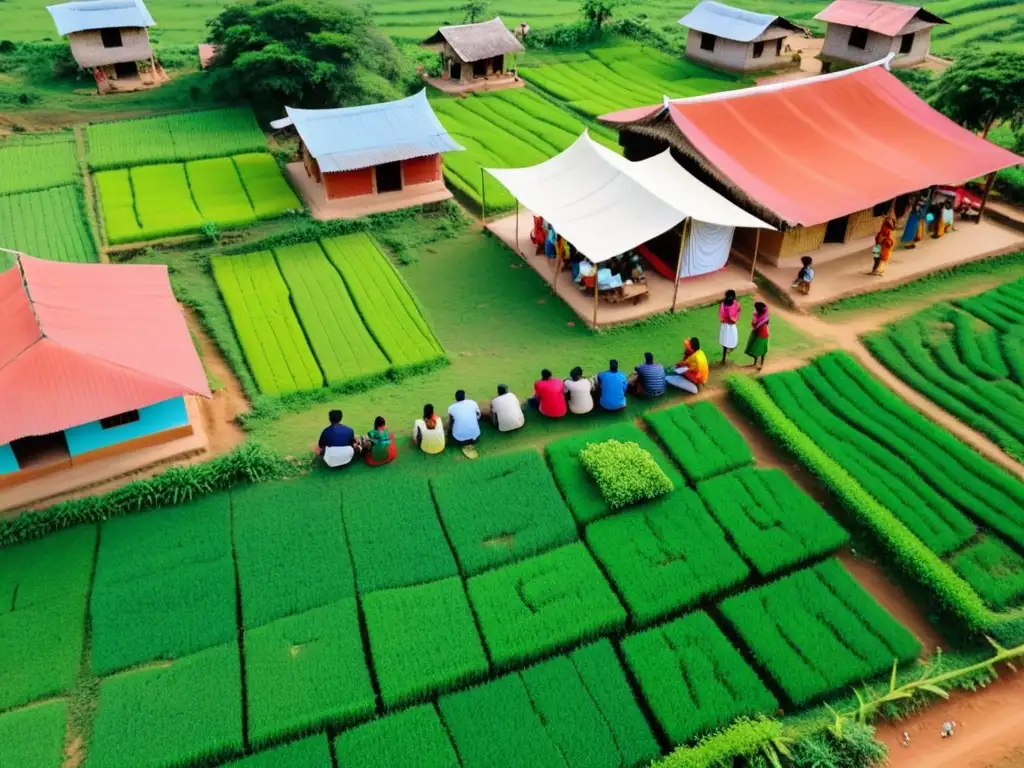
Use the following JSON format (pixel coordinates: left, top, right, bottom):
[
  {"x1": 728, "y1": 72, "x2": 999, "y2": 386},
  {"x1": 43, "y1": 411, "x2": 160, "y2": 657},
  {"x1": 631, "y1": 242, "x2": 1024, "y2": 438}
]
[
  {"x1": 871, "y1": 190, "x2": 961, "y2": 277},
  {"x1": 316, "y1": 291, "x2": 771, "y2": 466},
  {"x1": 531, "y1": 217, "x2": 645, "y2": 294}
]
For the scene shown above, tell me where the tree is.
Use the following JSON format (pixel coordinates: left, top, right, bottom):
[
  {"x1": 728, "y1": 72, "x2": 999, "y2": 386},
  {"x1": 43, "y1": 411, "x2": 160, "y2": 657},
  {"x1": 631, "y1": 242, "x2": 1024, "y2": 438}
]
[
  {"x1": 929, "y1": 51, "x2": 1024, "y2": 138},
  {"x1": 462, "y1": 2, "x2": 488, "y2": 24},
  {"x1": 206, "y1": 0, "x2": 408, "y2": 118},
  {"x1": 580, "y1": 0, "x2": 620, "y2": 34}
]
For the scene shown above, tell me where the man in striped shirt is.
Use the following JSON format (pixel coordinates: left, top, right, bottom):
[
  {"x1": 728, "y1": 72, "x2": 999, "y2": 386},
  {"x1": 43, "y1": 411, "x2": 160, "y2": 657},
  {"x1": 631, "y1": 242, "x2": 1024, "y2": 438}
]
[{"x1": 630, "y1": 352, "x2": 667, "y2": 398}]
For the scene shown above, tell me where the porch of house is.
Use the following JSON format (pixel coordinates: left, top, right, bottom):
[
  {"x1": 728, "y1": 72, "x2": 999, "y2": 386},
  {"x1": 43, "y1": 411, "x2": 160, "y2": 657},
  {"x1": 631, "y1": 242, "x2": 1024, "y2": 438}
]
[
  {"x1": 422, "y1": 72, "x2": 525, "y2": 95},
  {"x1": 752, "y1": 217, "x2": 1024, "y2": 310},
  {"x1": 286, "y1": 163, "x2": 453, "y2": 220},
  {"x1": 486, "y1": 211, "x2": 757, "y2": 328},
  {"x1": 0, "y1": 398, "x2": 209, "y2": 516}
]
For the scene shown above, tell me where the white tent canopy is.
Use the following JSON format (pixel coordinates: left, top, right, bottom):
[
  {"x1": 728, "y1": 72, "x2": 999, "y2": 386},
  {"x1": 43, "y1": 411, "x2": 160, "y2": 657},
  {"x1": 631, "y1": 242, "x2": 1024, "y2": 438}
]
[{"x1": 485, "y1": 133, "x2": 772, "y2": 265}]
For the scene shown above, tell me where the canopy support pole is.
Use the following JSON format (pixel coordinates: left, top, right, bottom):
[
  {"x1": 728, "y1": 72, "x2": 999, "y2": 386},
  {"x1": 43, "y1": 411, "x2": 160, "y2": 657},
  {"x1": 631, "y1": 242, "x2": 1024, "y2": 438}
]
[
  {"x1": 749, "y1": 228, "x2": 761, "y2": 283},
  {"x1": 671, "y1": 217, "x2": 691, "y2": 313},
  {"x1": 515, "y1": 199, "x2": 521, "y2": 255},
  {"x1": 552, "y1": 248, "x2": 563, "y2": 295},
  {"x1": 977, "y1": 172, "x2": 996, "y2": 224},
  {"x1": 592, "y1": 273, "x2": 599, "y2": 330},
  {"x1": 480, "y1": 168, "x2": 487, "y2": 225}
]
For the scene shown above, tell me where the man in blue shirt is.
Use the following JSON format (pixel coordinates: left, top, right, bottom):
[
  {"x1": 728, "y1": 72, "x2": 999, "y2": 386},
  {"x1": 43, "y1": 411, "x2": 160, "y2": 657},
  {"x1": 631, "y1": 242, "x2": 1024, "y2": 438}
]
[
  {"x1": 318, "y1": 409, "x2": 357, "y2": 467},
  {"x1": 596, "y1": 359, "x2": 628, "y2": 411},
  {"x1": 631, "y1": 352, "x2": 667, "y2": 397}
]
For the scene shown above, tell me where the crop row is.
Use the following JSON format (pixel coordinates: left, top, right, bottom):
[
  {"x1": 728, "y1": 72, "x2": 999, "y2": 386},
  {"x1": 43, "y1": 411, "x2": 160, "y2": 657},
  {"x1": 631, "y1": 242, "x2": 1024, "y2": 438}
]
[
  {"x1": 0, "y1": 134, "x2": 79, "y2": 196},
  {"x1": 0, "y1": 185, "x2": 97, "y2": 262},
  {"x1": 86, "y1": 108, "x2": 268, "y2": 171},
  {"x1": 645, "y1": 401, "x2": 754, "y2": 483}
]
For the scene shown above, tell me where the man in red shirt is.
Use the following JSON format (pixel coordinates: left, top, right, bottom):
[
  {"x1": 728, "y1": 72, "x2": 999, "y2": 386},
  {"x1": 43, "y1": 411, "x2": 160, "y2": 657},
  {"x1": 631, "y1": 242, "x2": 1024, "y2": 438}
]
[{"x1": 528, "y1": 369, "x2": 567, "y2": 418}]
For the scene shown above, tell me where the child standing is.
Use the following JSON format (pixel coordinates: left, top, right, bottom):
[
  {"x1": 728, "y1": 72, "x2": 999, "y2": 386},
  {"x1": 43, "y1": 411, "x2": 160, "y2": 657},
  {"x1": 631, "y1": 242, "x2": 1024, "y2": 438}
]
[
  {"x1": 792, "y1": 256, "x2": 814, "y2": 295},
  {"x1": 718, "y1": 289, "x2": 741, "y2": 364}
]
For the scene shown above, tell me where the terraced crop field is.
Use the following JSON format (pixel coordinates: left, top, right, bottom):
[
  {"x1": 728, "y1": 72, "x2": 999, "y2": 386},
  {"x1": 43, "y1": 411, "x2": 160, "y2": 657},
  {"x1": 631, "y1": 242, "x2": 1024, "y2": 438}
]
[
  {"x1": 0, "y1": 134, "x2": 79, "y2": 196},
  {"x1": 0, "y1": 185, "x2": 97, "y2": 263},
  {"x1": 1, "y1": 401, "x2": 921, "y2": 768}
]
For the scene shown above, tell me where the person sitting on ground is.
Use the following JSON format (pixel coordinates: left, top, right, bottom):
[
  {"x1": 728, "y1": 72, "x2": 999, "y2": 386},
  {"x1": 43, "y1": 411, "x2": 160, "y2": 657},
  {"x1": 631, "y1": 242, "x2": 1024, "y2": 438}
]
[
  {"x1": 490, "y1": 384, "x2": 525, "y2": 433},
  {"x1": 365, "y1": 416, "x2": 397, "y2": 466},
  {"x1": 792, "y1": 256, "x2": 814, "y2": 295},
  {"x1": 317, "y1": 409, "x2": 358, "y2": 468},
  {"x1": 448, "y1": 390, "x2": 482, "y2": 456},
  {"x1": 528, "y1": 369, "x2": 567, "y2": 418},
  {"x1": 667, "y1": 337, "x2": 709, "y2": 394},
  {"x1": 564, "y1": 366, "x2": 594, "y2": 415},
  {"x1": 630, "y1": 352, "x2": 667, "y2": 397},
  {"x1": 413, "y1": 404, "x2": 445, "y2": 455},
  {"x1": 596, "y1": 359, "x2": 628, "y2": 411}
]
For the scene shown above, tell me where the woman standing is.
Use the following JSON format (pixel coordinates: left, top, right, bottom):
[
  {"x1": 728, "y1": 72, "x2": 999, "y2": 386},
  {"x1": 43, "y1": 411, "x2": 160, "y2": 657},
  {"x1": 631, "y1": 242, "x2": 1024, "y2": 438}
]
[
  {"x1": 718, "y1": 289, "x2": 741, "y2": 364},
  {"x1": 871, "y1": 215, "x2": 896, "y2": 275},
  {"x1": 365, "y1": 416, "x2": 397, "y2": 466},
  {"x1": 744, "y1": 302, "x2": 770, "y2": 370},
  {"x1": 901, "y1": 202, "x2": 924, "y2": 249},
  {"x1": 413, "y1": 404, "x2": 445, "y2": 456}
]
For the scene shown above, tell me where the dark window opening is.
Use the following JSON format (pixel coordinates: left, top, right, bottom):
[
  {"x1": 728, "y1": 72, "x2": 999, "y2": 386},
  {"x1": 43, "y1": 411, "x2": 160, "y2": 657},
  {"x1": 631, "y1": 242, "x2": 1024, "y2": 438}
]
[
  {"x1": 894, "y1": 194, "x2": 911, "y2": 218},
  {"x1": 100, "y1": 410, "x2": 140, "y2": 430},
  {"x1": 700, "y1": 33, "x2": 716, "y2": 52},
  {"x1": 872, "y1": 199, "x2": 893, "y2": 217},
  {"x1": 899, "y1": 32, "x2": 914, "y2": 53},
  {"x1": 848, "y1": 27, "x2": 868, "y2": 50},
  {"x1": 375, "y1": 162, "x2": 403, "y2": 194},
  {"x1": 491, "y1": 54, "x2": 504, "y2": 73},
  {"x1": 776, "y1": 38, "x2": 784, "y2": 56},
  {"x1": 10, "y1": 431, "x2": 70, "y2": 471},
  {"x1": 472, "y1": 60, "x2": 487, "y2": 78},
  {"x1": 824, "y1": 215, "x2": 850, "y2": 244},
  {"x1": 450, "y1": 61, "x2": 462, "y2": 80},
  {"x1": 100, "y1": 27, "x2": 123, "y2": 48},
  {"x1": 752, "y1": 41, "x2": 765, "y2": 58},
  {"x1": 113, "y1": 60, "x2": 138, "y2": 78}
]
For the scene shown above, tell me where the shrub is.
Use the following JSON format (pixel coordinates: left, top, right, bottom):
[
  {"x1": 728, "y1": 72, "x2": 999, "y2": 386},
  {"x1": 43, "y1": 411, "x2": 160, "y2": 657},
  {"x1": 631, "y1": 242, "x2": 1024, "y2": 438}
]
[
  {"x1": 90, "y1": 643, "x2": 244, "y2": 768},
  {"x1": 697, "y1": 468, "x2": 849, "y2": 577},
  {"x1": 363, "y1": 578, "x2": 488, "y2": 709},
  {"x1": 644, "y1": 401, "x2": 754, "y2": 483},
  {"x1": 466, "y1": 543, "x2": 626, "y2": 669},
  {"x1": 578, "y1": 439, "x2": 674, "y2": 509},
  {"x1": 0, "y1": 699, "x2": 67, "y2": 768},
  {"x1": 221, "y1": 734, "x2": 332, "y2": 767},
  {"x1": 546, "y1": 423, "x2": 683, "y2": 524},
  {"x1": 655, "y1": 716, "x2": 789, "y2": 768},
  {"x1": 232, "y1": 479, "x2": 354, "y2": 628},
  {"x1": 585, "y1": 489, "x2": 748, "y2": 626},
  {"x1": 720, "y1": 559, "x2": 922, "y2": 707},
  {"x1": 342, "y1": 474, "x2": 458, "y2": 594},
  {"x1": 334, "y1": 705, "x2": 460, "y2": 768},
  {"x1": 951, "y1": 536, "x2": 1024, "y2": 610},
  {"x1": 430, "y1": 451, "x2": 577, "y2": 576},
  {"x1": 622, "y1": 612, "x2": 778, "y2": 746},
  {"x1": 244, "y1": 600, "x2": 375, "y2": 747}
]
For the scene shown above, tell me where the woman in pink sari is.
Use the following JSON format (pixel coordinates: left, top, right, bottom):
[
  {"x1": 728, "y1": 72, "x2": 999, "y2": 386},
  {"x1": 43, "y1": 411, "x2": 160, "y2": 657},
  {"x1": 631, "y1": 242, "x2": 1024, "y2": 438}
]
[
  {"x1": 744, "y1": 302, "x2": 770, "y2": 370},
  {"x1": 718, "y1": 289, "x2": 741, "y2": 364}
]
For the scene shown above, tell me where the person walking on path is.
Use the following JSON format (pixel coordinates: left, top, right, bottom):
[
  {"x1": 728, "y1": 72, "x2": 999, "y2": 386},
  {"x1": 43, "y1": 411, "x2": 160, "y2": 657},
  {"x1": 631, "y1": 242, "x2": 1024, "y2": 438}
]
[
  {"x1": 718, "y1": 289, "x2": 741, "y2": 364},
  {"x1": 745, "y1": 302, "x2": 771, "y2": 370}
]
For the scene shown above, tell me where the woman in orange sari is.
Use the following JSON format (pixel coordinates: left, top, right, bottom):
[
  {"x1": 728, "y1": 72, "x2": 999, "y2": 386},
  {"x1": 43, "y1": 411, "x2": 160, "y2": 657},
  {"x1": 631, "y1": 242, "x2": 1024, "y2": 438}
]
[{"x1": 872, "y1": 215, "x2": 896, "y2": 275}]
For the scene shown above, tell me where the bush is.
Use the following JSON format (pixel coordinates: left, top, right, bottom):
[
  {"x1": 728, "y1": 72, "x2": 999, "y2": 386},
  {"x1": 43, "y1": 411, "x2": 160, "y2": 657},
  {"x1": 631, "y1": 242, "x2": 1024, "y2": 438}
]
[
  {"x1": 951, "y1": 536, "x2": 1024, "y2": 610},
  {"x1": 547, "y1": 423, "x2": 683, "y2": 524},
  {"x1": 622, "y1": 612, "x2": 778, "y2": 746},
  {"x1": 579, "y1": 439, "x2": 674, "y2": 509},
  {"x1": 334, "y1": 704, "x2": 460, "y2": 768},
  {"x1": 644, "y1": 402, "x2": 754, "y2": 483},
  {"x1": 585, "y1": 489, "x2": 749, "y2": 626},
  {"x1": 244, "y1": 600, "x2": 375, "y2": 747},
  {"x1": 466, "y1": 543, "x2": 626, "y2": 669},
  {"x1": 0, "y1": 699, "x2": 67, "y2": 768},
  {"x1": 89, "y1": 644, "x2": 243, "y2": 768},
  {"x1": 362, "y1": 578, "x2": 488, "y2": 709},
  {"x1": 719, "y1": 559, "x2": 922, "y2": 707},
  {"x1": 221, "y1": 735, "x2": 332, "y2": 767}
]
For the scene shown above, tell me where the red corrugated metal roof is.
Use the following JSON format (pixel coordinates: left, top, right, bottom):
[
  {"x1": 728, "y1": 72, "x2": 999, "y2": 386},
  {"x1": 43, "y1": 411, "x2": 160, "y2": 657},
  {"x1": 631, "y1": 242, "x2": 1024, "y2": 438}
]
[
  {"x1": 814, "y1": 0, "x2": 938, "y2": 37},
  {"x1": 0, "y1": 254, "x2": 211, "y2": 446},
  {"x1": 601, "y1": 63, "x2": 1022, "y2": 227}
]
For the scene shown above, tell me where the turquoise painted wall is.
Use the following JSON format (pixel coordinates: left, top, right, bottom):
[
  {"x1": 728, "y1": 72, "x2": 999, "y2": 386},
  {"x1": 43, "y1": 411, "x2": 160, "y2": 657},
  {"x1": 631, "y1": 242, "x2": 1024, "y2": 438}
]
[
  {"x1": 64, "y1": 397, "x2": 189, "y2": 458},
  {"x1": 0, "y1": 443, "x2": 18, "y2": 476}
]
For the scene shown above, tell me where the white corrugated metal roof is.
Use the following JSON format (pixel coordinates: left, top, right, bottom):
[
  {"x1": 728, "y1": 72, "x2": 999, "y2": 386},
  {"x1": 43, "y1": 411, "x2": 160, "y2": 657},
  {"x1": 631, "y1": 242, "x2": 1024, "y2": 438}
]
[
  {"x1": 678, "y1": 1, "x2": 798, "y2": 41},
  {"x1": 48, "y1": 0, "x2": 154, "y2": 36},
  {"x1": 279, "y1": 90, "x2": 463, "y2": 173}
]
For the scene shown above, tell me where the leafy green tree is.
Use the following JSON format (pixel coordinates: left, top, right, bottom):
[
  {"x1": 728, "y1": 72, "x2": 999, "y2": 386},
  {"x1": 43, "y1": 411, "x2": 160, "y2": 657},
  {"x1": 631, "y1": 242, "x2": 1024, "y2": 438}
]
[
  {"x1": 462, "y1": 2, "x2": 488, "y2": 24},
  {"x1": 206, "y1": 0, "x2": 407, "y2": 118},
  {"x1": 580, "y1": 0, "x2": 621, "y2": 33},
  {"x1": 930, "y1": 51, "x2": 1024, "y2": 138}
]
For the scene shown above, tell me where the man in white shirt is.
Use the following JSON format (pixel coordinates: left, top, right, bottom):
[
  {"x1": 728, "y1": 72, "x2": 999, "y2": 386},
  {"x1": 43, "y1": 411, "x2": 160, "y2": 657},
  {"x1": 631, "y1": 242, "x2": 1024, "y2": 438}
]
[
  {"x1": 448, "y1": 389, "x2": 481, "y2": 445},
  {"x1": 490, "y1": 384, "x2": 525, "y2": 433},
  {"x1": 564, "y1": 367, "x2": 594, "y2": 415}
]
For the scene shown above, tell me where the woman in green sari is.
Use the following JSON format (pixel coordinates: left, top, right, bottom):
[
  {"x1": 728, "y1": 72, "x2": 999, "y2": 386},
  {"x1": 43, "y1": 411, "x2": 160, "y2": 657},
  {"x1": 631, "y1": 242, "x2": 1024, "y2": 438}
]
[{"x1": 365, "y1": 416, "x2": 397, "y2": 466}]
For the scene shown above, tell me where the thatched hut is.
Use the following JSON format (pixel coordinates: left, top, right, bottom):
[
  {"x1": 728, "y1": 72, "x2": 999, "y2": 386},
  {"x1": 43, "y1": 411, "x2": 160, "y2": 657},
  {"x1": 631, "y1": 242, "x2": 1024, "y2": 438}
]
[
  {"x1": 678, "y1": 1, "x2": 805, "y2": 72},
  {"x1": 423, "y1": 17, "x2": 524, "y2": 88},
  {"x1": 814, "y1": 0, "x2": 947, "y2": 71}
]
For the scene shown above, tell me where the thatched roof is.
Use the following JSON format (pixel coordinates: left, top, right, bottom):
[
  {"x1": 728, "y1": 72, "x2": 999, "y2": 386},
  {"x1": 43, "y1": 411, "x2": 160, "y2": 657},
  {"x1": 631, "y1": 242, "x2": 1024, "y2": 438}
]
[{"x1": 423, "y1": 17, "x2": 524, "y2": 62}]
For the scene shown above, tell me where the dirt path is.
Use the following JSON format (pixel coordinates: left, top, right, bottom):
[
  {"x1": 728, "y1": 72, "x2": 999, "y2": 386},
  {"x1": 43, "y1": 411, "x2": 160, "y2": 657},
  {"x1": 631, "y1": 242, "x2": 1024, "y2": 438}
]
[
  {"x1": 877, "y1": 668, "x2": 1024, "y2": 768},
  {"x1": 185, "y1": 308, "x2": 249, "y2": 455}
]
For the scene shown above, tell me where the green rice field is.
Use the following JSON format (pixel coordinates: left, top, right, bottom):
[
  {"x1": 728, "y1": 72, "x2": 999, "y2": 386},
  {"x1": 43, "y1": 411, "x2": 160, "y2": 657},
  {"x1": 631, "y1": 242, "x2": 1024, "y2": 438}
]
[
  {"x1": 0, "y1": 185, "x2": 96, "y2": 262},
  {"x1": 0, "y1": 133, "x2": 79, "y2": 196}
]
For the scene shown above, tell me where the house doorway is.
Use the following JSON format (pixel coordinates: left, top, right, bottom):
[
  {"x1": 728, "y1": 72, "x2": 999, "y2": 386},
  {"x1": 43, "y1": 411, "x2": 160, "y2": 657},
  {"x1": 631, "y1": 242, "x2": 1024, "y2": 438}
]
[
  {"x1": 450, "y1": 61, "x2": 462, "y2": 80},
  {"x1": 375, "y1": 162, "x2": 403, "y2": 194},
  {"x1": 10, "y1": 431, "x2": 70, "y2": 472},
  {"x1": 824, "y1": 215, "x2": 849, "y2": 244},
  {"x1": 472, "y1": 60, "x2": 487, "y2": 78},
  {"x1": 114, "y1": 61, "x2": 138, "y2": 78}
]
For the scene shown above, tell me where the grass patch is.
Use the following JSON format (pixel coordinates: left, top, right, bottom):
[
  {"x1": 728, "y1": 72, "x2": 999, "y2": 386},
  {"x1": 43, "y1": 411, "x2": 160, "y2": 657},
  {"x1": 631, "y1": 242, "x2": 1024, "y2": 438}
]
[
  {"x1": 951, "y1": 536, "x2": 1024, "y2": 610},
  {"x1": 466, "y1": 542, "x2": 626, "y2": 669},
  {"x1": 431, "y1": 451, "x2": 577, "y2": 576},
  {"x1": 0, "y1": 699, "x2": 67, "y2": 767},
  {"x1": 0, "y1": 525, "x2": 95, "y2": 613},
  {"x1": 333, "y1": 704, "x2": 460, "y2": 768},
  {"x1": 644, "y1": 402, "x2": 754, "y2": 483},
  {"x1": 585, "y1": 489, "x2": 749, "y2": 626},
  {"x1": 90, "y1": 643, "x2": 244, "y2": 768},
  {"x1": 220, "y1": 734, "x2": 332, "y2": 767},
  {"x1": 363, "y1": 577, "x2": 488, "y2": 709},
  {"x1": 244, "y1": 600, "x2": 375, "y2": 747},
  {"x1": 579, "y1": 439, "x2": 674, "y2": 509}
]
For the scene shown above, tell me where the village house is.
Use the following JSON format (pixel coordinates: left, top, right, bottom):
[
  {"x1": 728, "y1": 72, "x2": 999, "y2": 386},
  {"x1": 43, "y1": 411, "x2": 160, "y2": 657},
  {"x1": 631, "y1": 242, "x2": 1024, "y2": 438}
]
[
  {"x1": 814, "y1": 0, "x2": 947, "y2": 70},
  {"x1": 47, "y1": 0, "x2": 166, "y2": 93},
  {"x1": 0, "y1": 255, "x2": 210, "y2": 491},
  {"x1": 678, "y1": 1, "x2": 805, "y2": 72},
  {"x1": 272, "y1": 90, "x2": 464, "y2": 219},
  {"x1": 422, "y1": 17, "x2": 525, "y2": 94}
]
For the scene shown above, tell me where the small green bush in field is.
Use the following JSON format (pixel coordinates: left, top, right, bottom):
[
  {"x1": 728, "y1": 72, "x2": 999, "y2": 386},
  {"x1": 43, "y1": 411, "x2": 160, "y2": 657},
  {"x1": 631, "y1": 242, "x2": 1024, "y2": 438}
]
[
  {"x1": 334, "y1": 704, "x2": 460, "y2": 768},
  {"x1": 579, "y1": 440, "x2": 673, "y2": 509},
  {"x1": 0, "y1": 698, "x2": 67, "y2": 768}
]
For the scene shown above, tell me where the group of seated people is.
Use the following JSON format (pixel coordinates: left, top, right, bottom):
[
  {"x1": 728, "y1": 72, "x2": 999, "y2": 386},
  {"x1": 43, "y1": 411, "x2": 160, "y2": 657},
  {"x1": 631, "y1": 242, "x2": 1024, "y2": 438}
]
[
  {"x1": 529, "y1": 216, "x2": 645, "y2": 294},
  {"x1": 316, "y1": 339, "x2": 709, "y2": 467}
]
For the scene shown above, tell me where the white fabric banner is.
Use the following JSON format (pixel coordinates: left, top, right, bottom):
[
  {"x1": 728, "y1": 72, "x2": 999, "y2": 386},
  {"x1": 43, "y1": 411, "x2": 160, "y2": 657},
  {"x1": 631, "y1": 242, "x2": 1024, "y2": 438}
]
[{"x1": 680, "y1": 221, "x2": 735, "y2": 278}]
